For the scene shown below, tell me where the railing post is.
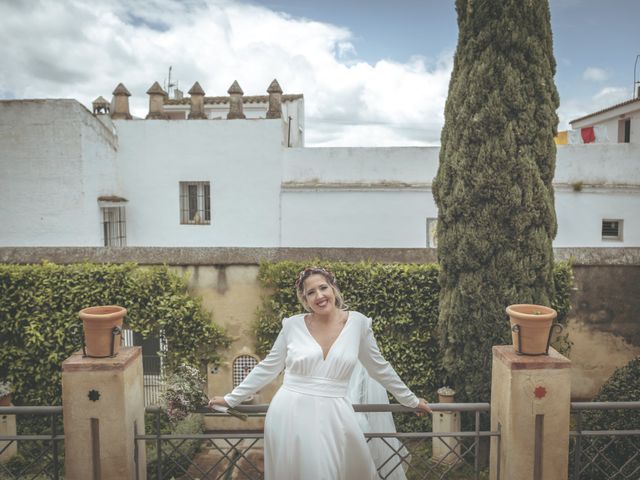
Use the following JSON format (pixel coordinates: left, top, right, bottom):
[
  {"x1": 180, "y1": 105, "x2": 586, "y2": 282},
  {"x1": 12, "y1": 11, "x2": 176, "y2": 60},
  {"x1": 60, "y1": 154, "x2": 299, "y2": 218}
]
[
  {"x1": 490, "y1": 346, "x2": 571, "y2": 480},
  {"x1": 62, "y1": 346, "x2": 147, "y2": 479}
]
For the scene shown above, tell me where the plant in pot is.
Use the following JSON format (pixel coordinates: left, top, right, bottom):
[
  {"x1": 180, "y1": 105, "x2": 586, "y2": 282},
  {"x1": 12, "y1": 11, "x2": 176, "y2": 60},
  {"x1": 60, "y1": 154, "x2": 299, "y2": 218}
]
[
  {"x1": 0, "y1": 381, "x2": 14, "y2": 406},
  {"x1": 506, "y1": 304, "x2": 561, "y2": 355}
]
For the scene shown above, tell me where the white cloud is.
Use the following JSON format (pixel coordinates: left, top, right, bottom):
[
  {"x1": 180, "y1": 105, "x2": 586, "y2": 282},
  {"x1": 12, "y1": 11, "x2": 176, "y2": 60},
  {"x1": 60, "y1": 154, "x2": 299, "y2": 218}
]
[
  {"x1": 582, "y1": 67, "x2": 609, "y2": 82},
  {"x1": 0, "y1": 0, "x2": 452, "y2": 146},
  {"x1": 557, "y1": 85, "x2": 629, "y2": 129}
]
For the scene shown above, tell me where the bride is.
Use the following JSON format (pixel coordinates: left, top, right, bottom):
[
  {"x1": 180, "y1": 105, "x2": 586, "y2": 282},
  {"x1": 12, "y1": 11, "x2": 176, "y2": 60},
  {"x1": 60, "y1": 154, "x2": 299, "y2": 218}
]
[{"x1": 209, "y1": 267, "x2": 431, "y2": 479}]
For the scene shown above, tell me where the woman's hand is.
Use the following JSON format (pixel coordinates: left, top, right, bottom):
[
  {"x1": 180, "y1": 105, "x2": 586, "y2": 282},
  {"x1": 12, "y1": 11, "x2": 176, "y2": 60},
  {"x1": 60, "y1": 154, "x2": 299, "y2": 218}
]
[
  {"x1": 415, "y1": 398, "x2": 432, "y2": 416},
  {"x1": 208, "y1": 396, "x2": 229, "y2": 409}
]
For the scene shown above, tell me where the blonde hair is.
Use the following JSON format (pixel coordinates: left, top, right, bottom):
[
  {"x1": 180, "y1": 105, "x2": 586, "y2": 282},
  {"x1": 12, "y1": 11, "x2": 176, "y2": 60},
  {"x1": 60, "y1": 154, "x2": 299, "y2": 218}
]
[{"x1": 295, "y1": 267, "x2": 347, "y2": 312}]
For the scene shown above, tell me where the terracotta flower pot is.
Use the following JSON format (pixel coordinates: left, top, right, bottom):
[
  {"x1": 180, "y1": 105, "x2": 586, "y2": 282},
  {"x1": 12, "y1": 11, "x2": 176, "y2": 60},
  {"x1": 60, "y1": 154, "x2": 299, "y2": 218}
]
[
  {"x1": 79, "y1": 305, "x2": 127, "y2": 357},
  {"x1": 0, "y1": 393, "x2": 12, "y2": 406},
  {"x1": 506, "y1": 304, "x2": 558, "y2": 355}
]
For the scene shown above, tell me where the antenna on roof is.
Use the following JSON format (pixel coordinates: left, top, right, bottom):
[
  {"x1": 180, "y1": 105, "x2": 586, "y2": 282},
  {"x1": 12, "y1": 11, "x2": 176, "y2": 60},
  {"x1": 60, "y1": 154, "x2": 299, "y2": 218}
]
[
  {"x1": 164, "y1": 66, "x2": 182, "y2": 99},
  {"x1": 634, "y1": 55, "x2": 640, "y2": 99}
]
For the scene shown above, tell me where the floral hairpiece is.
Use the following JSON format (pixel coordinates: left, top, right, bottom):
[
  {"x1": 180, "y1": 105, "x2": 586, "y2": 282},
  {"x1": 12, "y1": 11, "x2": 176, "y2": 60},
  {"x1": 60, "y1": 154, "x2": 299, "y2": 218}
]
[{"x1": 295, "y1": 267, "x2": 335, "y2": 291}]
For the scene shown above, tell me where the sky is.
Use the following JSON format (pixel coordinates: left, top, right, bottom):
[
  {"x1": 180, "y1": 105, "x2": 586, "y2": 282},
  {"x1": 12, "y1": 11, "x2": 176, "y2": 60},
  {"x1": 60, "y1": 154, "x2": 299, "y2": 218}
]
[{"x1": 1, "y1": 0, "x2": 638, "y2": 147}]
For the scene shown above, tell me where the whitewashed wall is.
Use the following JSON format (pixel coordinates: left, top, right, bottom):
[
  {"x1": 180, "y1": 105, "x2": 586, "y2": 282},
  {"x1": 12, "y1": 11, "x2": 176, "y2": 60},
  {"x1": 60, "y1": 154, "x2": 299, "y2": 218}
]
[
  {"x1": 1, "y1": 99, "x2": 638, "y2": 249},
  {"x1": 115, "y1": 118, "x2": 283, "y2": 247},
  {"x1": 0, "y1": 100, "x2": 118, "y2": 246}
]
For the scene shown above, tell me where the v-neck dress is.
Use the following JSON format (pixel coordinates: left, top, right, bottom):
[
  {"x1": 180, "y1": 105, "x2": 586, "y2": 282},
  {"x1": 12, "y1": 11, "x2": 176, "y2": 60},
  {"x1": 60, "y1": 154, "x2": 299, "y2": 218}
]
[{"x1": 224, "y1": 311, "x2": 419, "y2": 480}]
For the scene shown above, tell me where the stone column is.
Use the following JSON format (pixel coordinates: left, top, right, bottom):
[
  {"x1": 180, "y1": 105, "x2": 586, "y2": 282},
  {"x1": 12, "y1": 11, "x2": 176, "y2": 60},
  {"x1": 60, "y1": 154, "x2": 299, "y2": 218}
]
[
  {"x1": 490, "y1": 346, "x2": 571, "y2": 480},
  {"x1": 146, "y1": 81, "x2": 168, "y2": 119},
  {"x1": 266, "y1": 79, "x2": 283, "y2": 119},
  {"x1": 62, "y1": 347, "x2": 146, "y2": 480},
  {"x1": 227, "y1": 80, "x2": 246, "y2": 119},
  {"x1": 111, "y1": 83, "x2": 132, "y2": 120},
  {"x1": 188, "y1": 81, "x2": 207, "y2": 119},
  {"x1": 0, "y1": 398, "x2": 17, "y2": 463},
  {"x1": 432, "y1": 387, "x2": 461, "y2": 464}
]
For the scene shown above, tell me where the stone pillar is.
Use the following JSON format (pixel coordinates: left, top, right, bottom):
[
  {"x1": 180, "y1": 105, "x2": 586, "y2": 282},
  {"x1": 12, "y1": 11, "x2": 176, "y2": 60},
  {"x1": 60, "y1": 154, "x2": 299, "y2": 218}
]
[
  {"x1": 490, "y1": 346, "x2": 571, "y2": 480},
  {"x1": 432, "y1": 387, "x2": 461, "y2": 464},
  {"x1": 227, "y1": 80, "x2": 246, "y2": 119},
  {"x1": 266, "y1": 79, "x2": 283, "y2": 119},
  {"x1": 146, "y1": 81, "x2": 168, "y2": 119},
  {"x1": 0, "y1": 399, "x2": 17, "y2": 463},
  {"x1": 188, "y1": 81, "x2": 207, "y2": 119},
  {"x1": 111, "y1": 83, "x2": 132, "y2": 120},
  {"x1": 62, "y1": 347, "x2": 146, "y2": 480}
]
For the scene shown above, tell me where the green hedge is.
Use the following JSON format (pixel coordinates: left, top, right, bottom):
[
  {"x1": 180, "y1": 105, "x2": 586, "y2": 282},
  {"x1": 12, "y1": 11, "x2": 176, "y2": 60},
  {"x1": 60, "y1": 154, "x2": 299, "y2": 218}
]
[
  {"x1": 256, "y1": 261, "x2": 573, "y2": 430},
  {"x1": 0, "y1": 262, "x2": 230, "y2": 405}
]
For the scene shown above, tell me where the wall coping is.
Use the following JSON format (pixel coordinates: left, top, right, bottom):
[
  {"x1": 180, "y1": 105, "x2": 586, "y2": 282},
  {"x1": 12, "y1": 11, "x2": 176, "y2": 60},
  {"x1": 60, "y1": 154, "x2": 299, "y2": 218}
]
[{"x1": 0, "y1": 247, "x2": 639, "y2": 266}]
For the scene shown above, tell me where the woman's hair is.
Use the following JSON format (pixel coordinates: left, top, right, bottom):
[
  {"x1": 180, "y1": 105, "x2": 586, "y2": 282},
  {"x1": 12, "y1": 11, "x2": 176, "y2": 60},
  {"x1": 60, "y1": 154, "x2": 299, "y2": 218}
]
[{"x1": 295, "y1": 267, "x2": 347, "y2": 312}]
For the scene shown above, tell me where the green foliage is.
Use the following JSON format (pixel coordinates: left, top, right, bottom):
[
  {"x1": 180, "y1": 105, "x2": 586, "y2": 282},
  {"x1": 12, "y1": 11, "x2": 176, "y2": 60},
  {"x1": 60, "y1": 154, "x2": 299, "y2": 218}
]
[
  {"x1": 577, "y1": 357, "x2": 640, "y2": 478},
  {"x1": 0, "y1": 262, "x2": 230, "y2": 406},
  {"x1": 432, "y1": 0, "x2": 560, "y2": 402}
]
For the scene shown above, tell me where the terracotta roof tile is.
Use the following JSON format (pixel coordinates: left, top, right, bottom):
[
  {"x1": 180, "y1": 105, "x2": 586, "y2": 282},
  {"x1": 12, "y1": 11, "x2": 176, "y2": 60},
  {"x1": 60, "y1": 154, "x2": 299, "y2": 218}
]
[{"x1": 164, "y1": 94, "x2": 303, "y2": 106}]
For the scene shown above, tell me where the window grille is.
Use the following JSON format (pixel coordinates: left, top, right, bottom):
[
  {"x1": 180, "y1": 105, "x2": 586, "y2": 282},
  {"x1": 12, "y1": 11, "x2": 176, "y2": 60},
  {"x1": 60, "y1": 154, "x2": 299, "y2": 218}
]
[
  {"x1": 602, "y1": 219, "x2": 623, "y2": 240},
  {"x1": 102, "y1": 206, "x2": 127, "y2": 246},
  {"x1": 233, "y1": 355, "x2": 258, "y2": 388},
  {"x1": 180, "y1": 181, "x2": 211, "y2": 224}
]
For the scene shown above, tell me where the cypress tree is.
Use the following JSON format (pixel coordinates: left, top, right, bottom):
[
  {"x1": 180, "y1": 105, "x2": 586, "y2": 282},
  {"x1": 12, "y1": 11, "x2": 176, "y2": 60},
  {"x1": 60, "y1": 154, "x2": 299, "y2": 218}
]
[{"x1": 432, "y1": 0, "x2": 559, "y2": 401}]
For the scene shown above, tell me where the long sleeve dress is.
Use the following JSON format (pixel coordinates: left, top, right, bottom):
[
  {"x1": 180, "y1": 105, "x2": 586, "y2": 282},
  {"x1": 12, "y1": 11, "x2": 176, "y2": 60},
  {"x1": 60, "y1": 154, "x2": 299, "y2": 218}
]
[{"x1": 223, "y1": 311, "x2": 419, "y2": 480}]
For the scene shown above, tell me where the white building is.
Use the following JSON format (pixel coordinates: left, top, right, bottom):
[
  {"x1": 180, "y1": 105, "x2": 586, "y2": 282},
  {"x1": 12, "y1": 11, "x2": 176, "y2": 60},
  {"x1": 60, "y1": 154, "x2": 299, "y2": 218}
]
[{"x1": 0, "y1": 81, "x2": 638, "y2": 248}]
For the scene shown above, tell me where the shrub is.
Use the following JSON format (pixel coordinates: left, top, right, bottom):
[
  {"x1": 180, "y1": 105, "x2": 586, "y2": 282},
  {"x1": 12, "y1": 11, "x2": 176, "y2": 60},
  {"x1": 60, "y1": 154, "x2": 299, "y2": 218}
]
[{"x1": 0, "y1": 262, "x2": 230, "y2": 406}]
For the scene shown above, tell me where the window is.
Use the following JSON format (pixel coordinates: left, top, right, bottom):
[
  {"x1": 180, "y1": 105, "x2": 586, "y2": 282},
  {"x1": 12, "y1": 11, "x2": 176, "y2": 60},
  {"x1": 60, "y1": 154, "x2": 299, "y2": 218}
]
[
  {"x1": 233, "y1": 355, "x2": 258, "y2": 388},
  {"x1": 618, "y1": 119, "x2": 631, "y2": 143},
  {"x1": 602, "y1": 219, "x2": 623, "y2": 241},
  {"x1": 426, "y1": 217, "x2": 438, "y2": 248},
  {"x1": 180, "y1": 181, "x2": 211, "y2": 224},
  {"x1": 102, "y1": 206, "x2": 126, "y2": 246}
]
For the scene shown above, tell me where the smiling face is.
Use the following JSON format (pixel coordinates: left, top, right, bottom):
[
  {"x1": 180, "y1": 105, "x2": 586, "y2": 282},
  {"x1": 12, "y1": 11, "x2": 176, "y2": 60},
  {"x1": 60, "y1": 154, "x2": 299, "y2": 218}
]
[{"x1": 302, "y1": 274, "x2": 338, "y2": 315}]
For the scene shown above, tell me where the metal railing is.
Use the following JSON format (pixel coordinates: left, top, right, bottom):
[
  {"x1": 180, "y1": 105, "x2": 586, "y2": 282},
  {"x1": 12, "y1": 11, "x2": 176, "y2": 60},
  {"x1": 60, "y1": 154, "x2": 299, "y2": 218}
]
[
  {"x1": 138, "y1": 402, "x2": 497, "y2": 480},
  {"x1": 570, "y1": 401, "x2": 640, "y2": 480},
  {"x1": 0, "y1": 406, "x2": 64, "y2": 480}
]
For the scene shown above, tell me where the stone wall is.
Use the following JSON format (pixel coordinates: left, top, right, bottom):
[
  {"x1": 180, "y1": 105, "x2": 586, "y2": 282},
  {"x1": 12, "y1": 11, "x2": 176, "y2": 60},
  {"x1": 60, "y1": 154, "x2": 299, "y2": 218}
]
[{"x1": 1, "y1": 246, "x2": 638, "y2": 401}]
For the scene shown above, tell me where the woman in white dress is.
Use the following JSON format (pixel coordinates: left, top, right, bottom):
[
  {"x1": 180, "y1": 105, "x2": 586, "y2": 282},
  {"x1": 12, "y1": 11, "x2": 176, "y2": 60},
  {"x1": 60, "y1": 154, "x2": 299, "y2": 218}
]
[{"x1": 209, "y1": 267, "x2": 431, "y2": 480}]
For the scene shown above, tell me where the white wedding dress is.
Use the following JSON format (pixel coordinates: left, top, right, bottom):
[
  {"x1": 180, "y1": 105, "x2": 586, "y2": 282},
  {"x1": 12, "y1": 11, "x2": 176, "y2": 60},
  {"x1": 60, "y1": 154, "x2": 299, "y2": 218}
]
[{"x1": 224, "y1": 311, "x2": 419, "y2": 480}]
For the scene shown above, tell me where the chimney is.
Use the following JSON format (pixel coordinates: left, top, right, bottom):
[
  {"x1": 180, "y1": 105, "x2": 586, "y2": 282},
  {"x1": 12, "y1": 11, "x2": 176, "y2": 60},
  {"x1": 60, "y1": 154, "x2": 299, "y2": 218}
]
[
  {"x1": 111, "y1": 83, "x2": 132, "y2": 120},
  {"x1": 188, "y1": 81, "x2": 207, "y2": 119},
  {"x1": 92, "y1": 96, "x2": 110, "y2": 115},
  {"x1": 266, "y1": 79, "x2": 283, "y2": 119},
  {"x1": 146, "y1": 81, "x2": 168, "y2": 119},
  {"x1": 227, "y1": 80, "x2": 246, "y2": 119}
]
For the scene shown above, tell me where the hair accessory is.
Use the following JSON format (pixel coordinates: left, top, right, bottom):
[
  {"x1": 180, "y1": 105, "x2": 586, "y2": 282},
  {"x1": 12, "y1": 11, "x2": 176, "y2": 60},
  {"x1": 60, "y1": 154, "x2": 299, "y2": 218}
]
[{"x1": 295, "y1": 267, "x2": 335, "y2": 291}]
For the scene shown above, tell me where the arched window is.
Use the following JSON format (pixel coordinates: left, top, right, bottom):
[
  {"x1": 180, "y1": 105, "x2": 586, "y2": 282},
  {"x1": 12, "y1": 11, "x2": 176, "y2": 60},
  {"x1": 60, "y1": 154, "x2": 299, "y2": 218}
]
[{"x1": 233, "y1": 355, "x2": 258, "y2": 388}]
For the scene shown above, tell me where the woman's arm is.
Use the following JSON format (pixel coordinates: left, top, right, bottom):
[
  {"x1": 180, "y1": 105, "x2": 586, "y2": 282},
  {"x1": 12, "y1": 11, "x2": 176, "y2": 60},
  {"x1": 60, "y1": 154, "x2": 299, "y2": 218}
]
[
  {"x1": 211, "y1": 321, "x2": 288, "y2": 409},
  {"x1": 357, "y1": 315, "x2": 420, "y2": 408}
]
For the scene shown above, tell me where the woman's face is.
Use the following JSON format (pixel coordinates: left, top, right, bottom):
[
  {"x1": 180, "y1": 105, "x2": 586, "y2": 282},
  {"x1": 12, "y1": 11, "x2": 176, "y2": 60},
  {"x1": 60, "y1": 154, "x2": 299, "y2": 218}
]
[{"x1": 303, "y1": 274, "x2": 336, "y2": 315}]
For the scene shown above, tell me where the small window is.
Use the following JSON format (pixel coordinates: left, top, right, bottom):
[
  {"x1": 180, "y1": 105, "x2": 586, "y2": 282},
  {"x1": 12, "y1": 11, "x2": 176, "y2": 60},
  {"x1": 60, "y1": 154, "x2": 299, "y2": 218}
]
[
  {"x1": 102, "y1": 206, "x2": 126, "y2": 246},
  {"x1": 233, "y1": 355, "x2": 258, "y2": 388},
  {"x1": 426, "y1": 217, "x2": 438, "y2": 248},
  {"x1": 602, "y1": 219, "x2": 623, "y2": 241},
  {"x1": 180, "y1": 181, "x2": 211, "y2": 224},
  {"x1": 618, "y1": 119, "x2": 631, "y2": 143}
]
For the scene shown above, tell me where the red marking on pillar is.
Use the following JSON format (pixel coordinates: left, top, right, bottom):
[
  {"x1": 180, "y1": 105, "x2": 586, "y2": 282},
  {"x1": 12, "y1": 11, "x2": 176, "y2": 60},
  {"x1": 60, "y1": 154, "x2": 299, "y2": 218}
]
[{"x1": 534, "y1": 386, "x2": 547, "y2": 399}]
